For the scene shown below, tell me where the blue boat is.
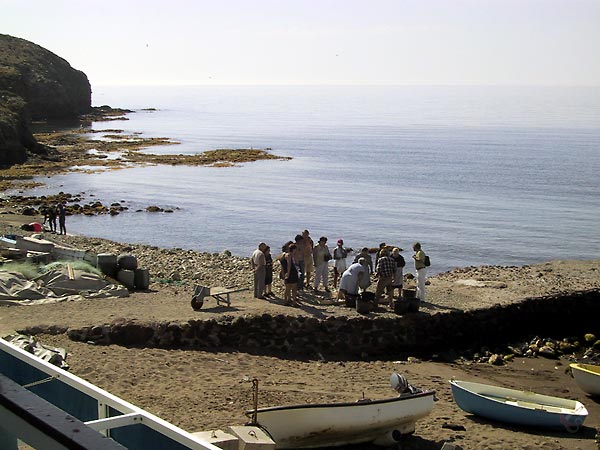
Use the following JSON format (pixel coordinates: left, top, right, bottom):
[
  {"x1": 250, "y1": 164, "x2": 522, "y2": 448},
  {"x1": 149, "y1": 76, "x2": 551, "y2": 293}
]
[{"x1": 450, "y1": 380, "x2": 588, "y2": 433}]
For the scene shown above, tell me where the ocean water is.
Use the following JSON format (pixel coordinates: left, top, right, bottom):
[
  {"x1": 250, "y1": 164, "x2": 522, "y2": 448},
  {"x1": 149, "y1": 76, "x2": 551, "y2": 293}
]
[{"x1": 24, "y1": 86, "x2": 600, "y2": 273}]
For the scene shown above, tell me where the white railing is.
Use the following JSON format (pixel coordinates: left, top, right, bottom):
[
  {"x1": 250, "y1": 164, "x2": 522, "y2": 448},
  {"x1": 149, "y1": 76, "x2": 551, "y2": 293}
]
[{"x1": 0, "y1": 338, "x2": 222, "y2": 450}]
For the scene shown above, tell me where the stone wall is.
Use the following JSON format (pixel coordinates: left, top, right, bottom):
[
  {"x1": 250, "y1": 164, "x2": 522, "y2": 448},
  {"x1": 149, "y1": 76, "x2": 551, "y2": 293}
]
[{"x1": 51, "y1": 289, "x2": 600, "y2": 360}]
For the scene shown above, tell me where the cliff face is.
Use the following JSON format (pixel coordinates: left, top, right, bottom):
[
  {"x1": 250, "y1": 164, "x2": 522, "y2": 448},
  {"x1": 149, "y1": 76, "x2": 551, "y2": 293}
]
[{"x1": 0, "y1": 34, "x2": 92, "y2": 167}]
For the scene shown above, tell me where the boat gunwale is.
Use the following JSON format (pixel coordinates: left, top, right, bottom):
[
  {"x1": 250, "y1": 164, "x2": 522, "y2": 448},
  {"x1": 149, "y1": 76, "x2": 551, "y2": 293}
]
[
  {"x1": 570, "y1": 363, "x2": 600, "y2": 376},
  {"x1": 244, "y1": 389, "x2": 435, "y2": 416}
]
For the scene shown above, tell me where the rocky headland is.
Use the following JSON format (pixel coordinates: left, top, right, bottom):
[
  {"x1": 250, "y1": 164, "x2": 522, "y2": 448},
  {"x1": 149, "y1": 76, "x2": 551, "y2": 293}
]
[{"x1": 0, "y1": 33, "x2": 91, "y2": 166}]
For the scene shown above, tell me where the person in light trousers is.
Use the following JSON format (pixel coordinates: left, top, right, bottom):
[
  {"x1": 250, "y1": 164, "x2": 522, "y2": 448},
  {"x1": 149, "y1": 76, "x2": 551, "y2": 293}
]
[
  {"x1": 412, "y1": 242, "x2": 427, "y2": 301},
  {"x1": 313, "y1": 236, "x2": 331, "y2": 292}
]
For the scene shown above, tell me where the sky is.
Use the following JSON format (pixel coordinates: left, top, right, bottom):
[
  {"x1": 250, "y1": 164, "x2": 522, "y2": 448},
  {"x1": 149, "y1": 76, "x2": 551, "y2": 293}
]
[{"x1": 2, "y1": 0, "x2": 599, "y2": 87}]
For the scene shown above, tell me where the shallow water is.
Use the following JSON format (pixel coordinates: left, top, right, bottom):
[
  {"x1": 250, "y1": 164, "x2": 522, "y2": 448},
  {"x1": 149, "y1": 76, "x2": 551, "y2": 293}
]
[{"x1": 23, "y1": 85, "x2": 600, "y2": 273}]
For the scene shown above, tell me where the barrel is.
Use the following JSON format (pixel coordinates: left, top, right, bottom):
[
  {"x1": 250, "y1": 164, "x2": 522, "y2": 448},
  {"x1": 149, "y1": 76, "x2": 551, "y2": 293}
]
[
  {"x1": 117, "y1": 269, "x2": 135, "y2": 290},
  {"x1": 117, "y1": 254, "x2": 138, "y2": 271},
  {"x1": 134, "y1": 268, "x2": 150, "y2": 290},
  {"x1": 97, "y1": 253, "x2": 118, "y2": 278},
  {"x1": 402, "y1": 288, "x2": 417, "y2": 299}
]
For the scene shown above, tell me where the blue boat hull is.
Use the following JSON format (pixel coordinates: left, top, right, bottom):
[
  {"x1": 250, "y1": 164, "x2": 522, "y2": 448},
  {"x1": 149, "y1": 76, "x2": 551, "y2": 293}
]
[{"x1": 450, "y1": 380, "x2": 587, "y2": 433}]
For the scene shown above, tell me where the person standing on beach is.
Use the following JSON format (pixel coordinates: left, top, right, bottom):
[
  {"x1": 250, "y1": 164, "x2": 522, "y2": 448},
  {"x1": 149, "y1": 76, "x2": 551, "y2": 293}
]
[
  {"x1": 264, "y1": 245, "x2": 274, "y2": 298},
  {"x1": 56, "y1": 203, "x2": 66, "y2": 235},
  {"x1": 301, "y1": 230, "x2": 314, "y2": 288},
  {"x1": 282, "y1": 243, "x2": 301, "y2": 306},
  {"x1": 313, "y1": 236, "x2": 331, "y2": 292},
  {"x1": 251, "y1": 242, "x2": 267, "y2": 299},
  {"x1": 374, "y1": 242, "x2": 387, "y2": 272},
  {"x1": 375, "y1": 248, "x2": 395, "y2": 308},
  {"x1": 391, "y1": 247, "x2": 405, "y2": 298},
  {"x1": 353, "y1": 247, "x2": 373, "y2": 274},
  {"x1": 294, "y1": 234, "x2": 305, "y2": 291},
  {"x1": 332, "y1": 239, "x2": 351, "y2": 287},
  {"x1": 412, "y1": 242, "x2": 427, "y2": 301}
]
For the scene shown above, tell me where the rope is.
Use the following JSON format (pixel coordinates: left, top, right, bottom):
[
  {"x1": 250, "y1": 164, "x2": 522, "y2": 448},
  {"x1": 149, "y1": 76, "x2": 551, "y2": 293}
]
[{"x1": 23, "y1": 375, "x2": 57, "y2": 388}]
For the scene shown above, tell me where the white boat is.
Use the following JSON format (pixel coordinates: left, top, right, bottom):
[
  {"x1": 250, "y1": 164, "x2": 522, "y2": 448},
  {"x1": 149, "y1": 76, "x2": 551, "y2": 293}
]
[
  {"x1": 246, "y1": 376, "x2": 435, "y2": 449},
  {"x1": 450, "y1": 379, "x2": 588, "y2": 432},
  {"x1": 570, "y1": 363, "x2": 600, "y2": 396}
]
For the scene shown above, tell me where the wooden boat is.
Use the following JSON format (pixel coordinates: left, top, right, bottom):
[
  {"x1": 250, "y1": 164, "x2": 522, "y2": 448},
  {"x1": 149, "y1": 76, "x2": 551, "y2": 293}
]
[
  {"x1": 570, "y1": 363, "x2": 600, "y2": 396},
  {"x1": 246, "y1": 389, "x2": 435, "y2": 449},
  {"x1": 450, "y1": 380, "x2": 588, "y2": 432}
]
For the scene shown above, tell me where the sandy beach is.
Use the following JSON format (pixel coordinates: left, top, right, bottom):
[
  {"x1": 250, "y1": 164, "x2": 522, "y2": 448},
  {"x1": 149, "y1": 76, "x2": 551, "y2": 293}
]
[{"x1": 1, "y1": 213, "x2": 599, "y2": 449}]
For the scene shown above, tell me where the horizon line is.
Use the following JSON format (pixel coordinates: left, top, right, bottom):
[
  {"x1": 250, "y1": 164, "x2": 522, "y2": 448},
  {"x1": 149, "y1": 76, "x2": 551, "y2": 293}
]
[{"x1": 92, "y1": 82, "x2": 600, "y2": 88}]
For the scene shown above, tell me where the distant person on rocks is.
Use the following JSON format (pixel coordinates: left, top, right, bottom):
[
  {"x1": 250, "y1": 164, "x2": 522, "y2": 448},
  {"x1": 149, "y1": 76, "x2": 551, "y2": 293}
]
[
  {"x1": 375, "y1": 248, "x2": 395, "y2": 308},
  {"x1": 338, "y1": 258, "x2": 370, "y2": 300},
  {"x1": 313, "y1": 236, "x2": 331, "y2": 292},
  {"x1": 251, "y1": 242, "x2": 267, "y2": 299},
  {"x1": 263, "y1": 245, "x2": 274, "y2": 298},
  {"x1": 353, "y1": 247, "x2": 373, "y2": 274},
  {"x1": 412, "y1": 242, "x2": 427, "y2": 301},
  {"x1": 43, "y1": 206, "x2": 57, "y2": 233},
  {"x1": 56, "y1": 203, "x2": 66, "y2": 235},
  {"x1": 332, "y1": 239, "x2": 351, "y2": 287},
  {"x1": 301, "y1": 230, "x2": 314, "y2": 288},
  {"x1": 391, "y1": 247, "x2": 406, "y2": 298},
  {"x1": 294, "y1": 234, "x2": 305, "y2": 290},
  {"x1": 282, "y1": 243, "x2": 301, "y2": 306}
]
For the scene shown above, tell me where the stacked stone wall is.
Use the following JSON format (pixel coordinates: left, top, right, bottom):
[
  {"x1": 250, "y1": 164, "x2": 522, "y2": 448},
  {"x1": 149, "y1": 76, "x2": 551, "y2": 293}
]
[{"x1": 38, "y1": 289, "x2": 600, "y2": 360}]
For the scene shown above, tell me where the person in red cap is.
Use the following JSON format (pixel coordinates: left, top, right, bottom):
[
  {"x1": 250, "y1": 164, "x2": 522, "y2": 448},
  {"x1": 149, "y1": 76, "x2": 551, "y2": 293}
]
[{"x1": 332, "y1": 239, "x2": 352, "y2": 287}]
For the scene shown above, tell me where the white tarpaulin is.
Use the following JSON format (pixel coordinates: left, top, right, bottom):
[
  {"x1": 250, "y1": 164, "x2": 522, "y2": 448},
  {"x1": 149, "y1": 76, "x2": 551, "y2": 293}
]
[{"x1": 0, "y1": 269, "x2": 129, "y2": 305}]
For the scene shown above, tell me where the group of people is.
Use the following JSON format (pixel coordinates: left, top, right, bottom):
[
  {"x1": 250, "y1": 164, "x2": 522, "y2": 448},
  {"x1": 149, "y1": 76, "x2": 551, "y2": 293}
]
[
  {"x1": 251, "y1": 230, "x2": 317, "y2": 306},
  {"x1": 341, "y1": 242, "x2": 428, "y2": 306},
  {"x1": 251, "y1": 232, "x2": 429, "y2": 308},
  {"x1": 41, "y1": 203, "x2": 67, "y2": 235}
]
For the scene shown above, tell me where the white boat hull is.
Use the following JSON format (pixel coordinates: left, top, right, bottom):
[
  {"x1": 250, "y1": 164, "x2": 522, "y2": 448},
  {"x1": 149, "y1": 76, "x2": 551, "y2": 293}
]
[
  {"x1": 247, "y1": 391, "x2": 435, "y2": 449},
  {"x1": 571, "y1": 363, "x2": 600, "y2": 396}
]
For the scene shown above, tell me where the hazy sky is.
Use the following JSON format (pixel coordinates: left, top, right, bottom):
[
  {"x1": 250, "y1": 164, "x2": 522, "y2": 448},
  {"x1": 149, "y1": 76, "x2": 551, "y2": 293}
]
[{"x1": 2, "y1": 0, "x2": 599, "y2": 86}]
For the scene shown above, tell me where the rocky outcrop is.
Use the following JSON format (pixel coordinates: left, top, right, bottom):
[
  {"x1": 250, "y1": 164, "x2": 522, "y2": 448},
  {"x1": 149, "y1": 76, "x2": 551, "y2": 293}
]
[
  {"x1": 0, "y1": 92, "x2": 31, "y2": 165},
  {"x1": 0, "y1": 34, "x2": 92, "y2": 166}
]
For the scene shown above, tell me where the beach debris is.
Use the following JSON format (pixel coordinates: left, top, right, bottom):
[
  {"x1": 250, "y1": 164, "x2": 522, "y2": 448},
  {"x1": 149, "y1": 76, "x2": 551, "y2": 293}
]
[
  {"x1": 441, "y1": 423, "x2": 466, "y2": 432},
  {"x1": 5, "y1": 333, "x2": 69, "y2": 369}
]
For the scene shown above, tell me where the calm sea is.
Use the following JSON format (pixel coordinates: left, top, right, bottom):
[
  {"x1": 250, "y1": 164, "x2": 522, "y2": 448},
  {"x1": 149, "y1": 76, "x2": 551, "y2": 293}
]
[{"x1": 24, "y1": 86, "x2": 600, "y2": 273}]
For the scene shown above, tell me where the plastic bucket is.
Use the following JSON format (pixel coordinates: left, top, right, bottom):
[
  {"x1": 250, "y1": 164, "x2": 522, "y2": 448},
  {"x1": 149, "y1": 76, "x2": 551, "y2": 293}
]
[
  {"x1": 344, "y1": 293, "x2": 358, "y2": 308},
  {"x1": 402, "y1": 288, "x2": 417, "y2": 299}
]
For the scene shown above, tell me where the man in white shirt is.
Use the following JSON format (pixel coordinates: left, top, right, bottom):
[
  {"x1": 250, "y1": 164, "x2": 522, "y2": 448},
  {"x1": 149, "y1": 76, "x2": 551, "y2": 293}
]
[{"x1": 251, "y1": 242, "x2": 267, "y2": 299}]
